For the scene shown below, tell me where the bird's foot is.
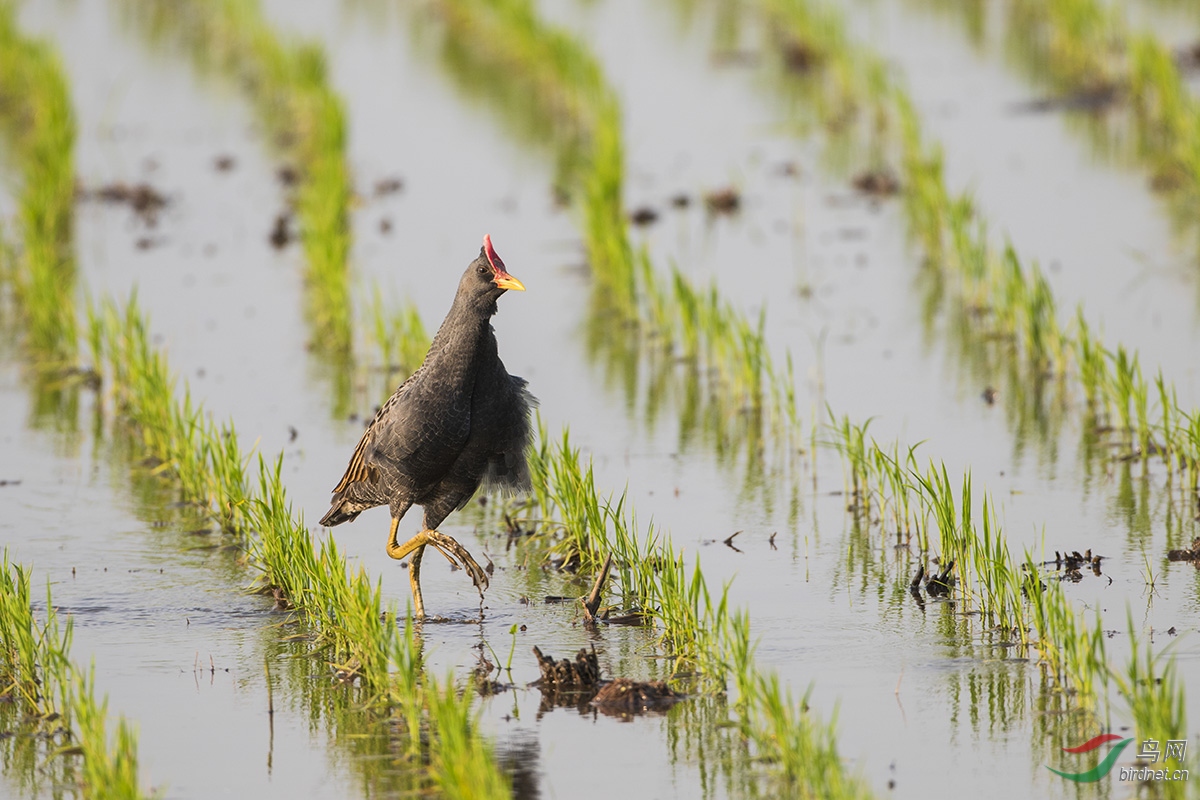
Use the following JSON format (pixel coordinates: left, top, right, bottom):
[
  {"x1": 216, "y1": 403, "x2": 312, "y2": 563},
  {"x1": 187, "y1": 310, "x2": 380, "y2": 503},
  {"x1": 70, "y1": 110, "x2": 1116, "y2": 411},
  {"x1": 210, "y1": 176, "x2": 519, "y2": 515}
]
[
  {"x1": 424, "y1": 530, "x2": 490, "y2": 595},
  {"x1": 387, "y1": 528, "x2": 490, "y2": 597}
]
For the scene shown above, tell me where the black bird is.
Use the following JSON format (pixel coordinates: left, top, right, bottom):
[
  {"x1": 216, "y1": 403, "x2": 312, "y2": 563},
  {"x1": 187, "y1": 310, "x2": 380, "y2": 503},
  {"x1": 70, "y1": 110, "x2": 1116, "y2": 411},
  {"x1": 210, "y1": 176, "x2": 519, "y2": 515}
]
[{"x1": 320, "y1": 235, "x2": 534, "y2": 617}]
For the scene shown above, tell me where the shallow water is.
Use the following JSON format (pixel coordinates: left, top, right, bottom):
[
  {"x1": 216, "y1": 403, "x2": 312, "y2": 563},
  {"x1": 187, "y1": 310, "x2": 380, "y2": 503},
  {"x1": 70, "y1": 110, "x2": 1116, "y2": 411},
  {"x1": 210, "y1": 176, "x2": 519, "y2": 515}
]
[{"x1": 2, "y1": 0, "x2": 1199, "y2": 798}]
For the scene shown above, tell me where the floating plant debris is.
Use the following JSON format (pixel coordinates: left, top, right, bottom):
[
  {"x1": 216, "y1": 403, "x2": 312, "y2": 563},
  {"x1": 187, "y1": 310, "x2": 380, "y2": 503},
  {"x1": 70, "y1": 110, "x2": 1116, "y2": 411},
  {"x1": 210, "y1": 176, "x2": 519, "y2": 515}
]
[
  {"x1": 851, "y1": 169, "x2": 899, "y2": 197},
  {"x1": 703, "y1": 187, "x2": 740, "y2": 214},
  {"x1": 630, "y1": 206, "x2": 659, "y2": 226},
  {"x1": 1167, "y1": 538, "x2": 1200, "y2": 562},
  {"x1": 81, "y1": 181, "x2": 169, "y2": 224},
  {"x1": 373, "y1": 176, "x2": 404, "y2": 196}
]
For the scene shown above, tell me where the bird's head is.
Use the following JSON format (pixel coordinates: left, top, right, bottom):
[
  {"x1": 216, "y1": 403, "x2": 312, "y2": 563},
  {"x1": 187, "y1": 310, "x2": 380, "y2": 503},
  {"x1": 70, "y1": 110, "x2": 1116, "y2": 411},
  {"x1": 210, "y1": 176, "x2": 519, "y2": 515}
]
[{"x1": 460, "y1": 234, "x2": 525, "y2": 314}]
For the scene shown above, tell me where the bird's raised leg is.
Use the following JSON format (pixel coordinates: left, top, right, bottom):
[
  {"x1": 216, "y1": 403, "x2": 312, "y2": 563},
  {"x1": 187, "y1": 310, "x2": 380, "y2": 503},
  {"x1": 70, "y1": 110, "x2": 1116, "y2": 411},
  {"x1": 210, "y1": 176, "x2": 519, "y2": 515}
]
[
  {"x1": 387, "y1": 522, "x2": 489, "y2": 615},
  {"x1": 425, "y1": 529, "x2": 489, "y2": 595},
  {"x1": 387, "y1": 517, "x2": 427, "y2": 618}
]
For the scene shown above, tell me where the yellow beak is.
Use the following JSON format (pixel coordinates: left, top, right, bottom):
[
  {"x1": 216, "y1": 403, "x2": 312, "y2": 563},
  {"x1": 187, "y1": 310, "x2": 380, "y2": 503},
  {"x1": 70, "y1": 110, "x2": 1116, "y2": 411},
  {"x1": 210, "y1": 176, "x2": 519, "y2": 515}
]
[{"x1": 494, "y1": 274, "x2": 526, "y2": 292}]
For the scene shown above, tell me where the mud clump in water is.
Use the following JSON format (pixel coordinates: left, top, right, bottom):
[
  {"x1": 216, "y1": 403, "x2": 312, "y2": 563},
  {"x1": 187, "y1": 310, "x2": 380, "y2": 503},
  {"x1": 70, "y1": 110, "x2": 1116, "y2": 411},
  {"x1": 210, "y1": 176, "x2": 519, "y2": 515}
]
[
  {"x1": 592, "y1": 679, "x2": 681, "y2": 716},
  {"x1": 533, "y1": 645, "x2": 600, "y2": 689},
  {"x1": 909, "y1": 562, "x2": 956, "y2": 609},
  {"x1": 778, "y1": 38, "x2": 820, "y2": 73},
  {"x1": 276, "y1": 165, "x2": 300, "y2": 187},
  {"x1": 1011, "y1": 83, "x2": 1120, "y2": 115},
  {"x1": 269, "y1": 212, "x2": 293, "y2": 249},
  {"x1": 1055, "y1": 549, "x2": 1104, "y2": 580},
  {"x1": 704, "y1": 187, "x2": 741, "y2": 215},
  {"x1": 1168, "y1": 538, "x2": 1200, "y2": 563},
  {"x1": 852, "y1": 169, "x2": 900, "y2": 197},
  {"x1": 1176, "y1": 42, "x2": 1200, "y2": 71},
  {"x1": 82, "y1": 181, "x2": 170, "y2": 225},
  {"x1": 630, "y1": 206, "x2": 659, "y2": 226},
  {"x1": 532, "y1": 645, "x2": 683, "y2": 718},
  {"x1": 373, "y1": 176, "x2": 404, "y2": 196}
]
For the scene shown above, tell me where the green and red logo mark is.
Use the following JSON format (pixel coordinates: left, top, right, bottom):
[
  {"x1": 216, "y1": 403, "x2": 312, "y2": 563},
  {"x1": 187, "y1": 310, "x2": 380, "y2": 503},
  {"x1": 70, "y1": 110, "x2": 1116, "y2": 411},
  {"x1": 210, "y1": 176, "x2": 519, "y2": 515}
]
[{"x1": 1047, "y1": 734, "x2": 1134, "y2": 783}]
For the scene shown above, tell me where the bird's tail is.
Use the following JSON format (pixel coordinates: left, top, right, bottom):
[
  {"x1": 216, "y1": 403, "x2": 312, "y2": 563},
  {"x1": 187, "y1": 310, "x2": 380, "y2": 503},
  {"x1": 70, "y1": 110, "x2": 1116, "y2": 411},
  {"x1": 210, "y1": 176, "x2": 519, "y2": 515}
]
[{"x1": 319, "y1": 502, "x2": 360, "y2": 527}]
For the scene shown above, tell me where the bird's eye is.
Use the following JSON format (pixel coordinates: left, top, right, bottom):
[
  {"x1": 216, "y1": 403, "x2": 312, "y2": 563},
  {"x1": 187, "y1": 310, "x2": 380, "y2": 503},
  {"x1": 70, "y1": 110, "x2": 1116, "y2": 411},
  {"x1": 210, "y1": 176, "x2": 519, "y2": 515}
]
[{"x1": 477, "y1": 266, "x2": 488, "y2": 275}]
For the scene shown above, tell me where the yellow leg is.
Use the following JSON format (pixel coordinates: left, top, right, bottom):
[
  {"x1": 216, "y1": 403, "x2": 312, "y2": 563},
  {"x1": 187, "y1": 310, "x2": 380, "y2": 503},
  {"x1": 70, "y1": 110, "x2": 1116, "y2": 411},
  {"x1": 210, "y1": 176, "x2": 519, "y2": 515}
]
[
  {"x1": 387, "y1": 518, "x2": 426, "y2": 617},
  {"x1": 386, "y1": 520, "x2": 489, "y2": 616}
]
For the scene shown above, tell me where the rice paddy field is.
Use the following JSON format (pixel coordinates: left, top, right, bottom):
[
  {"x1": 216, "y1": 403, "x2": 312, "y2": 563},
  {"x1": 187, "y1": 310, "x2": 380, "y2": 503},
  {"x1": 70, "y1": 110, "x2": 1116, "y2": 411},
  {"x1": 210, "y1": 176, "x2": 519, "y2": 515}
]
[{"x1": 2, "y1": 0, "x2": 1200, "y2": 797}]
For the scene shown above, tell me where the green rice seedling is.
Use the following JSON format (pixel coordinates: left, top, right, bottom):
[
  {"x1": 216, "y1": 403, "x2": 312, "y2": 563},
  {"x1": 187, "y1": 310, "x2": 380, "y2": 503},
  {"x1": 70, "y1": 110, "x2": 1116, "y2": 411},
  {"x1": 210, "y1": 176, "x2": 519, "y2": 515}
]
[
  {"x1": 1178, "y1": 408, "x2": 1200, "y2": 496},
  {"x1": 1072, "y1": 308, "x2": 1109, "y2": 416},
  {"x1": 1154, "y1": 371, "x2": 1179, "y2": 470},
  {"x1": 1022, "y1": 554, "x2": 1108, "y2": 701},
  {"x1": 905, "y1": 463, "x2": 1033, "y2": 636},
  {"x1": 69, "y1": 667, "x2": 145, "y2": 800},
  {"x1": 0, "y1": 554, "x2": 66, "y2": 717},
  {"x1": 0, "y1": 553, "x2": 149, "y2": 798},
  {"x1": 826, "y1": 412, "x2": 872, "y2": 508},
  {"x1": 1110, "y1": 613, "x2": 1186, "y2": 781},
  {"x1": 95, "y1": 297, "x2": 254, "y2": 533},
  {"x1": 368, "y1": 287, "x2": 429, "y2": 379},
  {"x1": 724, "y1": 615, "x2": 872, "y2": 799},
  {"x1": 1109, "y1": 345, "x2": 1141, "y2": 441},
  {"x1": 365, "y1": 287, "x2": 429, "y2": 404},
  {"x1": 0, "y1": 1, "x2": 78, "y2": 366},
  {"x1": 425, "y1": 675, "x2": 510, "y2": 799}
]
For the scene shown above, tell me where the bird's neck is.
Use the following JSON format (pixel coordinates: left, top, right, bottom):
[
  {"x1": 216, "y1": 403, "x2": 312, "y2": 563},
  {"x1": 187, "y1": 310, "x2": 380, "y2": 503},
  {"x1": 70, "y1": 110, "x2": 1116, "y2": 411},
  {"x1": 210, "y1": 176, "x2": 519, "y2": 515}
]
[{"x1": 423, "y1": 305, "x2": 496, "y2": 382}]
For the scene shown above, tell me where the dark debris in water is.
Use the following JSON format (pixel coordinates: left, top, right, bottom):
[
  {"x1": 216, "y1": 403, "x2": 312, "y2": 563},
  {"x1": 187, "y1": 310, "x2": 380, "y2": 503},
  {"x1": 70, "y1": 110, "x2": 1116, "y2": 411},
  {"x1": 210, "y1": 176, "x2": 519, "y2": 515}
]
[
  {"x1": 1176, "y1": 42, "x2": 1200, "y2": 71},
  {"x1": 1009, "y1": 83, "x2": 1121, "y2": 115},
  {"x1": 373, "y1": 176, "x2": 404, "y2": 196},
  {"x1": 852, "y1": 169, "x2": 900, "y2": 197},
  {"x1": 909, "y1": 561, "x2": 956, "y2": 610},
  {"x1": 269, "y1": 212, "x2": 293, "y2": 249},
  {"x1": 630, "y1": 206, "x2": 659, "y2": 226},
  {"x1": 710, "y1": 50, "x2": 760, "y2": 67},
  {"x1": 1054, "y1": 549, "x2": 1104, "y2": 580},
  {"x1": 531, "y1": 645, "x2": 683, "y2": 719},
  {"x1": 704, "y1": 187, "x2": 741, "y2": 215},
  {"x1": 592, "y1": 679, "x2": 681, "y2": 716},
  {"x1": 276, "y1": 164, "x2": 300, "y2": 186},
  {"x1": 80, "y1": 181, "x2": 170, "y2": 225},
  {"x1": 1168, "y1": 538, "x2": 1200, "y2": 563},
  {"x1": 779, "y1": 38, "x2": 820, "y2": 73},
  {"x1": 533, "y1": 645, "x2": 601, "y2": 689}
]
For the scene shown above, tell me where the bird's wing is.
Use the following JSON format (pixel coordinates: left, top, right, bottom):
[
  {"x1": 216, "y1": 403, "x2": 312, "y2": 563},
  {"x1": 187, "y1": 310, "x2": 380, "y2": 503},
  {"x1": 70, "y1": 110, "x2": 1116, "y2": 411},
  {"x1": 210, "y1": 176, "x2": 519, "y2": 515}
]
[
  {"x1": 331, "y1": 368, "x2": 474, "y2": 496},
  {"x1": 330, "y1": 371, "x2": 419, "y2": 494}
]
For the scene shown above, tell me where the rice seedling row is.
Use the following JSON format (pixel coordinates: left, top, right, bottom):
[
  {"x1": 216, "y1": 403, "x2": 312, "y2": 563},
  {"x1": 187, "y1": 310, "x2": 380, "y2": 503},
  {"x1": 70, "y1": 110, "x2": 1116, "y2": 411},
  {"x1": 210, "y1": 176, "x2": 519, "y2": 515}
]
[
  {"x1": 0, "y1": 0, "x2": 77, "y2": 365},
  {"x1": 750, "y1": 0, "x2": 1192, "y2": 755},
  {"x1": 117, "y1": 0, "x2": 354, "y2": 362},
  {"x1": 421, "y1": 0, "x2": 1197, "y2": 784},
  {"x1": 0, "y1": 8, "x2": 148, "y2": 796},
  {"x1": 0, "y1": 551, "x2": 148, "y2": 799},
  {"x1": 0, "y1": 4, "x2": 507, "y2": 794}
]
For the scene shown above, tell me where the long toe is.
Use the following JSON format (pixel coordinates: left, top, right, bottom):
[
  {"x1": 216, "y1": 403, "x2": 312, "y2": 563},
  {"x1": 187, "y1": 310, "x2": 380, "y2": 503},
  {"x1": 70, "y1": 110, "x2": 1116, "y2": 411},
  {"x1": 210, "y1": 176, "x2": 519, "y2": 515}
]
[{"x1": 427, "y1": 531, "x2": 490, "y2": 594}]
